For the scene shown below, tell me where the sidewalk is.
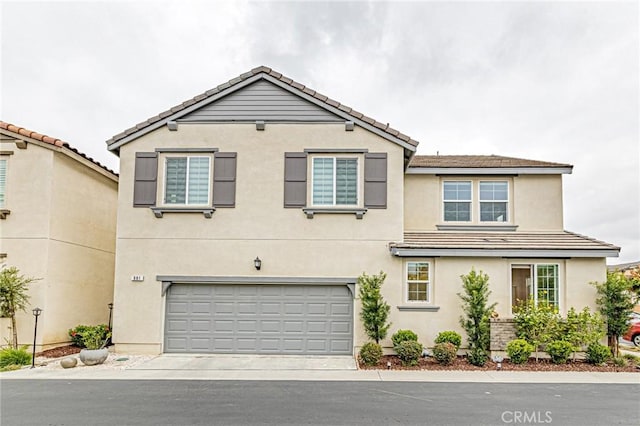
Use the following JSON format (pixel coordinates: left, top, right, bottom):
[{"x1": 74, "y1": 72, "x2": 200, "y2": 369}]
[{"x1": 2, "y1": 354, "x2": 639, "y2": 383}]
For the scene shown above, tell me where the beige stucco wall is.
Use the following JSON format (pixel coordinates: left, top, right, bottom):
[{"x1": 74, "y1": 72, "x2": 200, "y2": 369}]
[
  {"x1": 403, "y1": 173, "x2": 564, "y2": 231},
  {"x1": 0, "y1": 141, "x2": 117, "y2": 350},
  {"x1": 113, "y1": 123, "x2": 407, "y2": 354}
]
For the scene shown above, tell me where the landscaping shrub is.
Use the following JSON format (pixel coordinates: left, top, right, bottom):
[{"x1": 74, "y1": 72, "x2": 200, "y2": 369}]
[
  {"x1": 513, "y1": 300, "x2": 561, "y2": 361},
  {"x1": 466, "y1": 348, "x2": 488, "y2": 366},
  {"x1": 68, "y1": 324, "x2": 110, "y2": 348},
  {"x1": 391, "y1": 329, "x2": 418, "y2": 348},
  {"x1": 545, "y1": 340, "x2": 574, "y2": 364},
  {"x1": 434, "y1": 331, "x2": 462, "y2": 350},
  {"x1": 359, "y1": 342, "x2": 383, "y2": 366},
  {"x1": 432, "y1": 342, "x2": 457, "y2": 365},
  {"x1": 585, "y1": 342, "x2": 611, "y2": 365},
  {"x1": 396, "y1": 340, "x2": 423, "y2": 366},
  {"x1": 506, "y1": 339, "x2": 534, "y2": 364},
  {"x1": 358, "y1": 272, "x2": 391, "y2": 344},
  {"x1": 0, "y1": 346, "x2": 31, "y2": 368},
  {"x1": 622, "y1": 354, "x2": 640, "y2": 366},
  {"x1": 612, "y1": 357, "x2": 628, "y2": 367}
]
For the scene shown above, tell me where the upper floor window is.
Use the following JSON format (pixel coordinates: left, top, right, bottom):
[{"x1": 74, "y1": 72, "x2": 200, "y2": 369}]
[
  {"x1": 311, "y1": 157, "x2": 358, "y2": 206},
  {"x1": 163, "y1": 156, "x2": 211, "y2": 206},
  {"x1": 443, "y1": 181, "x2": 471, "y2": 222},
  {"x1": 406, "y1": 261, "x2": 430, "y2": 302},
  {"x1": 0, "y1": 158, "x2": 7, "y2": 208},
  {"x1": 480, "y1": 181, "x2": 508, "y2": 222}
]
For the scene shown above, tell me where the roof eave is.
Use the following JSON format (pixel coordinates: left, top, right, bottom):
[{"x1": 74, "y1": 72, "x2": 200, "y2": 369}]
[
  {"x1": 389, "y1": 247, "x2": 619, "y2": 258},
  {"x1": 406, "y1": 166, "x2": 573, "y2": 175}
]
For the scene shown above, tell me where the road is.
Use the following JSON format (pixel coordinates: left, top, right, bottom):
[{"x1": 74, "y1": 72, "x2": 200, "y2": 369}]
[{"x1": 1, "y1": 381, "x2": 638, "y2": 426}]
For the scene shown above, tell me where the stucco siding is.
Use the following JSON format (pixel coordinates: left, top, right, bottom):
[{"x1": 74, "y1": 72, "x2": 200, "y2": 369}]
[{"x1": 513, "y1": 175, "x2": 564, "y2": 230}]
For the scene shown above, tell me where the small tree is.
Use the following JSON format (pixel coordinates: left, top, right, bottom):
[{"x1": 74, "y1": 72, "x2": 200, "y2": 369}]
[
  {"x1": 358, "y1": 271, "x2": 391, "y2": 344},
  {"x1": 458, "y1": 269, "x2": 496, "y2": 366},
  {"x1": 593, "y1": 271, "x2": 634, "y2": 357},
  {"x1": 563, "y1": 307, "x2": 605, "y2": 361},
  {"x1": 513, "y1": 300, "x2": 560, "y2": 362},
  {"x1": 0, "y1": 267, "x2": 38, "y2": 349}
]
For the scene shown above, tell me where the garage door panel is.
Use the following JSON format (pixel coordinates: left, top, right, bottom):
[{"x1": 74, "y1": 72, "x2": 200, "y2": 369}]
[{"x1": 165, "y1": 284, "x2": 353, "y2": 354}]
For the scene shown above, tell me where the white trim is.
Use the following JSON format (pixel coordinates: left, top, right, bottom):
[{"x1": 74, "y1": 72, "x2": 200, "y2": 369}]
[
  {"x1": 479, "y1": 180, "x2": 509, "y2": 223},
  {"x1": 442, "y1": 180, "x2": 472, "y2": 223},
  {"x1": 406, "y1": 167, "x2": 573, "y2": 175},
  {"x1": 390, "y1": 248, "x2": 619, "y2": 258},
  {"x1": 309, "y1": 155, "x2": 360, "y2": 208},
  {"x1": 404, "y1": 260, "x2": 432, "y2": 304},
  {"x1": 509, "y1": 262, "x2": 562, "y2": 314},
  {"x1": 160, "y1": 154, "x2": 212, "y2": 207}
]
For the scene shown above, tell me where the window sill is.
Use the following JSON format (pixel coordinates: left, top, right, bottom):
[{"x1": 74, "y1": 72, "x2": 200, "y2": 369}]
[
  {"x1": 302, "y1": 207, "x2": 367, "y2": 219},
  {"x1": 397, "y1": 305, "x2": 440, "y2": 312},
  {"x1": 0, "y1": 209, "x2": 10, "y2": 219},
  {"x1": 150, "y1": 207, "x2": 215, "y2": 218},
  {"x1": 436, "y1": 224, "x2": 518, "y2": 231}
]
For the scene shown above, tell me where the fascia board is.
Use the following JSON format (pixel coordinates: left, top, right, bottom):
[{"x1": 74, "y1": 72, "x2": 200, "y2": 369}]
[
  {"x1": 405, "y1": 167, "x2": 573, "y2": 175},
  {"x1": 390, "y1": 248, "x2": 619, "y2": 258}
]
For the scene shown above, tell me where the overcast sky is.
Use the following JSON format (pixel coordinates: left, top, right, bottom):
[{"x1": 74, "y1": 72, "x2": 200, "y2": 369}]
[{"x1": 1, "y1": 1, "x2": 638, "y2": 264}]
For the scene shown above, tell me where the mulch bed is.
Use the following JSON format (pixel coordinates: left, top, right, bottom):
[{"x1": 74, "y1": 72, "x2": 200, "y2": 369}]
[
  {"x1": 36, "y1": 345, "x2": 81, "y2": 358},
  {"x1": 359, "y1": 355, "x2": 640, "y2": 373}
]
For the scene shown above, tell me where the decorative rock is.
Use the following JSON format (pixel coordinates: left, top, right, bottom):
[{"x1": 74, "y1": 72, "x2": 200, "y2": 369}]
[
  {"x1": 79, "y1": 348, "x2": 109, "y2": 366},
  {"x1": 60, "y1": 357, "x2": 77, "y2": 369}
]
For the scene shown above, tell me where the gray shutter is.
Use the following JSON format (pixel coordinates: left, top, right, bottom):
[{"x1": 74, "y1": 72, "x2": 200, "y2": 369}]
[
  {"x1": 133, "y1": 152, "x2": 158, "y2": 207},
  {"x1": 213, "y1": 152, "x2": 237, "y2": 207},
  {"x1": 284, "y1": 152, "x2": 307, "y2": 207},
  {"x1": 364, "y1": 153, "x2": 387, "y2": 209}
]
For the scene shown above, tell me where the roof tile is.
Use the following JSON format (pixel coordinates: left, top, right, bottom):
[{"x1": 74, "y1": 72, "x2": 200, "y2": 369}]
[{"x1": 408, "y1": 155, "x2": 572, "y2": 169}]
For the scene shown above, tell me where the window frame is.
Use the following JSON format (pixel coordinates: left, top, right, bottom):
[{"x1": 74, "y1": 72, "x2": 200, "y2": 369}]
[
  {"x1": 405, "y1": 261, "x2": 431, "y2": 304},
  {"x1": 309, "y1": 155, "x2": 361, "y2": 208},
  {"x1": 159, "y1": 153, "x2": 213, "y2": 207},
  {"x1": 510, "y1": 263, "x2": 560, "y2": 312},
  {"x1": 479, "y1": 180, "x2": 509, "y2": 223},
  {"x1": 442, "y1": 180, "x2": 472, "y2": 222},
  {"x1": 0, "y1": 158, "x2": 7, "y2": 208}
]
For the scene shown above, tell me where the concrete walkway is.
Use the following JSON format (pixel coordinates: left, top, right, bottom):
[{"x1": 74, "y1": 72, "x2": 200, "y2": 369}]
[{"x1": 2, "y1": 354, "x2": 639, "y2": 383}]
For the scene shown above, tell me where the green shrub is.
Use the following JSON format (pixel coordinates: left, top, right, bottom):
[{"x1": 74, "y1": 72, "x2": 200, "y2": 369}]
[
  {"x1": 69, "y1": 324, "x2": 110, "y2": 349},
  {"x1": 506, "y1": 339, "x2": 534, "y2": 364},
  {"x1": 0, "y1": 346, "x2": 31, "y2": 368},
  {"x1": 359, "y1": 342, "x2": 383, "y2": 366},
  {"x1": 432, "y1": 342, "x2": 457, "y2": 365},
  {"x1": 391, "y1": 330, "x2": 418, "y2": 348},
  {"x1": 396, "y1": 340, "x2": 423, "y2": 366},
  {"x1": 434, "y1": 331, "x2": 462, "y2": 350},
  {"x1": 546, "y1": 340, "x2": 574, "y2": 364},
  {"x1": 585, "y1": 342, "x2": 611, "y2": 365},
  {"x1": 612, "y1": 357, "x2": 628, "y2": 367},
  {"x1": 467, "y1": 347, "x2": 488, "y2": 366},
  {"x1": 82, "y1": 326, "x2": 112, "y2": 350},
  {"x1": 0, "y1": 364, "x2": 22, "y2": 372},
  {"x1": 622, "y1": 353, "x2": 640, "y2": 366}
]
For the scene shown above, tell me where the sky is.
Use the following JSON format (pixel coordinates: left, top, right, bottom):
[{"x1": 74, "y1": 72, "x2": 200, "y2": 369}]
[{"x1": 1, "y1": 1, "x2": 638, "y2": 264}]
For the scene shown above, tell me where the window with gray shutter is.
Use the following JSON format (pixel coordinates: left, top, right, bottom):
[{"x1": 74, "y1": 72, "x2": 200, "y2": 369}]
[
  {"x1": 364, "y1": 153, "x2": 387, "y2": 208},
  {"x1": 284, "y1": 152, "x2": 307, "y2": 207},
  {"x1": 133, "y1": 152, "x2": 158, "y2": 207},
  {"x1": 213, "y1": 152, "x2": 237, "y2": 207}
]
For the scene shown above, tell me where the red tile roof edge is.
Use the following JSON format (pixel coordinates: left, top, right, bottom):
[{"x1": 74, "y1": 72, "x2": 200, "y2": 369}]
[
  {"x1": 105, "y1": 66, "x2": 420, "y2": 149},
  {"x1": 0, "y1": 121, "x2": 118, "y2": 177}
]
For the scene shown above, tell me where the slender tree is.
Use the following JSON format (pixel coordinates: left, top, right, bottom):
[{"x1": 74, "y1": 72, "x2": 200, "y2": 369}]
[
  {"x1": 0, "y1": 267, "x2": 38, "y2": 349},
  {"x1": 592, "y1": 271, "x2": 634, "y2": 357},
  {"x1": 358, "y1": 271, "x2": 391, "y2": 344},
  {"x1": 458, "y1": 269, "x2": 496, "y2": 366}
]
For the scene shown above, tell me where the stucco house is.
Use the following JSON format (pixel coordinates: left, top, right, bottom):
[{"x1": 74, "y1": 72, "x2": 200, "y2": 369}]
[
  {"x1": 107, "y1": 66, "x2": 619, "y2": 355},
  {"x1": 0, "y1": 121, "x2": 118, "y2": 351}
]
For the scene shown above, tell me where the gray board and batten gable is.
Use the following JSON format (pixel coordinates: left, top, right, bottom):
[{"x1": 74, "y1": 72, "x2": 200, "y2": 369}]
[
  {"x1": 106, "y1": 66, "x2": 419, "y2": 164},
  {"x1": 178, "y1": 80, "x2": 344, "y2": 123}
]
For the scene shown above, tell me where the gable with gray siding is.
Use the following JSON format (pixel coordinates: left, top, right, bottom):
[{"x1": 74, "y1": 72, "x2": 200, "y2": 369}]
[{"x1": 178, "y1": 80, "x2": 343, "y2": 123}]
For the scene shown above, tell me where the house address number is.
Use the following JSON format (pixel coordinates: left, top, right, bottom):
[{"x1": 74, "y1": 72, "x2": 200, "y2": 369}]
[{"x1": 131, "y1": 275, "x2": 144, "y2": 282}]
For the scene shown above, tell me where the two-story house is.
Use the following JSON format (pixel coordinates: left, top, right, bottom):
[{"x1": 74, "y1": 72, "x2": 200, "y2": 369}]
[
  {"x1": 106, "y1": 67, "x2": 619, "y2": 355},
  {"x1": 0, "y1": 121, "x2": 118, "y2": 351}
]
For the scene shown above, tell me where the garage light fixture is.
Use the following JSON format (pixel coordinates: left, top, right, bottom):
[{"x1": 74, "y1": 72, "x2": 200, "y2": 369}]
[{"x1": 254, "y1": 257, "x2": 262, "y2": 270}]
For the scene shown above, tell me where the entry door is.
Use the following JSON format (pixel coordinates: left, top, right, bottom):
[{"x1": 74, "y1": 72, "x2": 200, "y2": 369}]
[{"x1": 511, "y1": 266, "x2": 532, "y2": 308}]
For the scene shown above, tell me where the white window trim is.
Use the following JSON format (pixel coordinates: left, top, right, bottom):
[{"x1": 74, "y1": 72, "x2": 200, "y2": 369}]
[
  {"x1": 509, "y1": 262, "x2": 561, "y2": 314},
  {"x1": 405, "y1": 261, "x2": 432, "y2": 304},
  {"x1": 479, "y1": 180, "x2": 509, "y2": 223},
  {"x1": 159, "y1": 154, "x2": 213, "y2": 207},
  {"x1": 0, "y1": 158, "x2": 7, "y2": 209},
  {"x1": 442, "y1": 180, "x2": 472, "y2": 223},
  {"x1": 309, "y1": 155, "x2": 361, "y2": 208}
]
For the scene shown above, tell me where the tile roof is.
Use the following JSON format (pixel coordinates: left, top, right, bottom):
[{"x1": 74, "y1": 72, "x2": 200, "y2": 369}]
[
  {"x1": 106, "y1": 65, "x2": 419, "y2": 149},
  {"x1": 0, "y1": 121, "x2": 117, "y2": 176},
  {"x1": 390, "y1": 231, "x2": 619, "y2": 254},
  {"x1": 408, "y1": 155, "x2": 572, "y2": 169}
]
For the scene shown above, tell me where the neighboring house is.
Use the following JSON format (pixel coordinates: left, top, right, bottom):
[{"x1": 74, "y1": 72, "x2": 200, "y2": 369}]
[
  {"x1": 106, "y1": 66, "x2": 619, "y2": 355},
  {"x1": 0, "y1": 121, "x2": 118, "y2": 351},
  {"x1": 608, "y1": 261, "x2": 640, "y2": 315}
]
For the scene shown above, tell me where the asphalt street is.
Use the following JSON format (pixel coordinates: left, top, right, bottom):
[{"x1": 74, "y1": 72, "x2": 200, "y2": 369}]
[{"x1": 1, "y1": 381, "x2": 638, "y2": 426}]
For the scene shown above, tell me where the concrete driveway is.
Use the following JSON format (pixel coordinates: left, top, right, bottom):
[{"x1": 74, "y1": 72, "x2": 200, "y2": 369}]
[{"x1": 130, "y1": 354, "x2": 358, "y2": 371}]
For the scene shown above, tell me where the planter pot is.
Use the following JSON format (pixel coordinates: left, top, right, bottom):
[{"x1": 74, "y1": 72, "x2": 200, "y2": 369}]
[{"x1": 79, "y1": 348, "x2": 109, "y2": 366}]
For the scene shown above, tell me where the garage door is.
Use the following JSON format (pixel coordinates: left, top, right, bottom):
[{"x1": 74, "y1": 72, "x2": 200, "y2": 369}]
[{"x1": 164, "y1": 284, "x2": 353, "y2": 355}]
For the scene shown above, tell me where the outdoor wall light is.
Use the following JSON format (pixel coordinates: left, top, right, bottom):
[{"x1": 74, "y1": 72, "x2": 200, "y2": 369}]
[
  {"x1": 254, "y1": 257, "x2": 262, "y2": 270},
  {"x1": 31, "y1": 307, "x2": 42, "y2": 369}
]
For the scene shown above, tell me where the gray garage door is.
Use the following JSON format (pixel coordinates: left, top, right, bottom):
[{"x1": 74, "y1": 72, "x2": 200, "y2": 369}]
[{"x1": 164, "y1": 284, "x2": 353, "y2": 355}]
